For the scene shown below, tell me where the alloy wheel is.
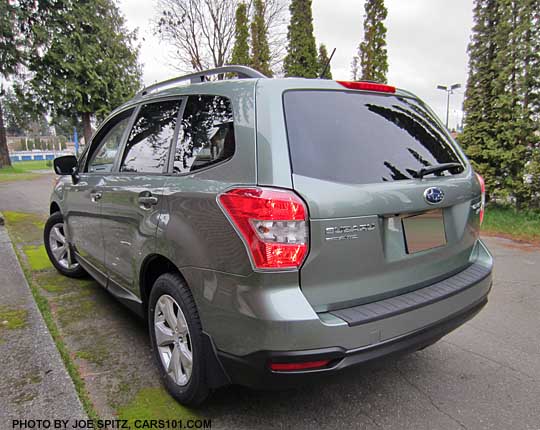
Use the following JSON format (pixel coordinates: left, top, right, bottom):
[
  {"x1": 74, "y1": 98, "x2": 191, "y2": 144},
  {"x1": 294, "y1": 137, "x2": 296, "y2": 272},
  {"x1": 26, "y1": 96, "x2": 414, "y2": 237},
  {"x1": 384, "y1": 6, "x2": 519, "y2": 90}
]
[
  {"x1": 154, "y1": 294, "x2": 193, "y2": 386},
  {"x1": 49, "y1": 222, "x2": 79, "y2": 270}
]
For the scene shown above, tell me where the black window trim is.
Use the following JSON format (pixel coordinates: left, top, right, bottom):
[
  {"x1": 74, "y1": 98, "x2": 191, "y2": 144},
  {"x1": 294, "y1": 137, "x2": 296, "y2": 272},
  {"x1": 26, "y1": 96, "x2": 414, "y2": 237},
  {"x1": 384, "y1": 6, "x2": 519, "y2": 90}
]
[
  {"x1": 168, "y1": 93, "x2": 236, "y2": 177},
  {"x1": 83, "y1": 106, "x2": 138, "y2": 175},
  {"x1": 114, "y1": 96, "x2": 187, "y2": 176}
]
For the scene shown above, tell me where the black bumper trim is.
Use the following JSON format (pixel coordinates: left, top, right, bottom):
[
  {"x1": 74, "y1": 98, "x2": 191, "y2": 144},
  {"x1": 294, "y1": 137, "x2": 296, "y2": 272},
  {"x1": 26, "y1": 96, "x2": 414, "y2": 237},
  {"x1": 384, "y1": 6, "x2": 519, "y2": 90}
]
[
  {"x1": 330, "y1": 262, "x2": 491, "y2": 326},
  {"x1": 217, "y1": 292, "x2": 490, "y2": 389}
]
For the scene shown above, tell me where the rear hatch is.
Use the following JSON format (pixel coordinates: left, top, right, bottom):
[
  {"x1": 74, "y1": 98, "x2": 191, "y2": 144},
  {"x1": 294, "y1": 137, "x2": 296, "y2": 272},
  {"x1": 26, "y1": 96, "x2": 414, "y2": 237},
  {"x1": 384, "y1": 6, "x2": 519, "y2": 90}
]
[{"x1": 283, "y1": 88, "x2": 482, "y2": 312}]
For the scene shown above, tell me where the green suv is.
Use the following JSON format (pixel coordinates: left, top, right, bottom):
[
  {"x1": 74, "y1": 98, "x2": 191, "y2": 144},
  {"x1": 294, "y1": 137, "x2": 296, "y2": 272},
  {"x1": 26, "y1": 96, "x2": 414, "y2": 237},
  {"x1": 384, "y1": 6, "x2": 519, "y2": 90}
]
[{"x1": 45, "y1": 66, "x2": 493, "y2": 405}]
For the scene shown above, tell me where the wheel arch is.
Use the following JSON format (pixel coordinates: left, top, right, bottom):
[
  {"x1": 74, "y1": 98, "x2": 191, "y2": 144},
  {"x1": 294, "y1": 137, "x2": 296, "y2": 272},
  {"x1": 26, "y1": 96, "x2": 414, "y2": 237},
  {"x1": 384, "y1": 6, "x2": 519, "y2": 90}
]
[
  {"x1": 50, "y1": 201, "x2": 61, "y2": 215},
  {"x1": 139, "y1": 254, "x2": 187, "y2": 311}
]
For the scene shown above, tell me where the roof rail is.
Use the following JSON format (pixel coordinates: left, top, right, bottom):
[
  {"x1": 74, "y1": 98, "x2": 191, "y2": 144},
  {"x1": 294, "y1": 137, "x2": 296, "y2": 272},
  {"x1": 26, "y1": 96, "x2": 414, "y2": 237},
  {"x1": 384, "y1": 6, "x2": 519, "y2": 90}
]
[{"x1": 138, "y1": 65, "x2": 267, "y2": 97}]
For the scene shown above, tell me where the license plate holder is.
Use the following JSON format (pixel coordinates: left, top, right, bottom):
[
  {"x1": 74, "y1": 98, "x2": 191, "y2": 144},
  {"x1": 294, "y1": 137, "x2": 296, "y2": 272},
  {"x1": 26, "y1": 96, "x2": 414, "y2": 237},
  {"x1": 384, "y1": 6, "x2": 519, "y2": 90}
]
[{"x1": 402, "y1": 209, "x2": 446, "y2": 254}]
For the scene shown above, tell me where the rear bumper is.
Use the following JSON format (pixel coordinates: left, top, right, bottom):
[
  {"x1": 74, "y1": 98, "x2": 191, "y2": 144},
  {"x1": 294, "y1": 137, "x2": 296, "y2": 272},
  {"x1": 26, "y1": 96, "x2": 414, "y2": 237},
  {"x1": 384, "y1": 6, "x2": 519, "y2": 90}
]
[
  {"x1": 218, "y1": 291, "x2": 490, "y2": 389},
  {"x1": 186, "y1": 239, "x2": 493, "y2": 387}
]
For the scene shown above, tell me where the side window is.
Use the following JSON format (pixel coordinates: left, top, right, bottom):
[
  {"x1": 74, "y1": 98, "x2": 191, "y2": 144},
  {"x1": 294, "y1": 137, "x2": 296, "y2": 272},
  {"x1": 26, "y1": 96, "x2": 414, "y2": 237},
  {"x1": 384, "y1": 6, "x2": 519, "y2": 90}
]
[
  {"x1": 120, "y1": 99, "x2": 182, "y2": 173},
  {"x1": 87, "y1": 110, "x2": 133, "y2": 173},
  {"x1": 173, "y1": 95, "x2": 234, "y2": 174}
]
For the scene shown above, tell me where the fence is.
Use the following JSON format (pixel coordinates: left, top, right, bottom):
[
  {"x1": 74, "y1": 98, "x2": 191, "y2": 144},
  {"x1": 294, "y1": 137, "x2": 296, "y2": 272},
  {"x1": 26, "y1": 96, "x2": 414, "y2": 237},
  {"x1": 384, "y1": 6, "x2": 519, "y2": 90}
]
[{"x1": 10, "y1": 150, "x2": 73, "y2": 162}]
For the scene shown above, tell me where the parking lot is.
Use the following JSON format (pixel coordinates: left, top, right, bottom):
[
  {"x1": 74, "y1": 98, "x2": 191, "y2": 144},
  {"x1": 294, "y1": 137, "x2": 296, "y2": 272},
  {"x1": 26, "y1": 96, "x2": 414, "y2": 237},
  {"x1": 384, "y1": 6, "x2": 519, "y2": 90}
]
[{"x1": 1, "y1": 173, "x2": 539, "y2": 429}]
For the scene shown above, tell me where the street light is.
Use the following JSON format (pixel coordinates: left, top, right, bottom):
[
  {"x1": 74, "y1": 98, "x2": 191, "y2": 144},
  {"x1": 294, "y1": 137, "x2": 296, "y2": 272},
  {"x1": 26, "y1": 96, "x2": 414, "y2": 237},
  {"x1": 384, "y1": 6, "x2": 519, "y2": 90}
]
[{"x1": 437, "y1": 83, "x2": 461, "y2": 129}]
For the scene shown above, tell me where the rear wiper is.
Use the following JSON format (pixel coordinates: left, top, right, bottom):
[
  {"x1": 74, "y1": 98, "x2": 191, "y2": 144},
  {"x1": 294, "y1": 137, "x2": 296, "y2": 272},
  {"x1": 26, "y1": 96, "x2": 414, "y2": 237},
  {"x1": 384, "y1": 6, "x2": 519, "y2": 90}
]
[{"x1": 416, "y1": 162, "x2": 462, "y2": 179}]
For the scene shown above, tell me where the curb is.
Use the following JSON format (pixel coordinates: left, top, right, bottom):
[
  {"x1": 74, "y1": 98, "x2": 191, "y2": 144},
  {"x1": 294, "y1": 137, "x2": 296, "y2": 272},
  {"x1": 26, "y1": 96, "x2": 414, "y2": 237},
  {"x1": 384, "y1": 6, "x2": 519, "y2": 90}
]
[{"x1": 0, "y1": 216, "x2": 87, "y2": 421}]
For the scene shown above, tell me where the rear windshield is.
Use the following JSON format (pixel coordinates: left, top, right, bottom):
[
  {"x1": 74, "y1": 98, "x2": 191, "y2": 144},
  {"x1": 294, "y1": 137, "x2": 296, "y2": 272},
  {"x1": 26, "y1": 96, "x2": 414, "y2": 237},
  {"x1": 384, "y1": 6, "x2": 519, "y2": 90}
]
[{"x1": 283, "y1": 90, "x2": 463, "y2": 184}]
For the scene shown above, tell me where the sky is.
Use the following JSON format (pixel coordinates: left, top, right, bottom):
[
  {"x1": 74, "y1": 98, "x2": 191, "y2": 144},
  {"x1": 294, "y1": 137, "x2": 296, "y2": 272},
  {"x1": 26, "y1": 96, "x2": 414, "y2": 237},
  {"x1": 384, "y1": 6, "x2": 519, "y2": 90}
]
[{"x1": 118, "y1": 0, "x2": 473, "y2": 130}]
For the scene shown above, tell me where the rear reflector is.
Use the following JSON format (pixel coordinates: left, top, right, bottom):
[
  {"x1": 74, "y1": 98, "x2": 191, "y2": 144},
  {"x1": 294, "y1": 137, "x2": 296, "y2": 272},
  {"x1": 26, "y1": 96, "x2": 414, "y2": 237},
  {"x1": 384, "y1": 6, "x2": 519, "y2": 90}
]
[
  {"x1": 269, "y1": 360, "x2": 330, "y2": 372},
  {"x1": 476, "y1": 173, "x2": 486, "y2": 225},
  {"x1": 337, "y1": 80, "x2": 396, "y2": 93},
  {"x1": 218, "y1": 187, "x2": 308, "y2": 270}
]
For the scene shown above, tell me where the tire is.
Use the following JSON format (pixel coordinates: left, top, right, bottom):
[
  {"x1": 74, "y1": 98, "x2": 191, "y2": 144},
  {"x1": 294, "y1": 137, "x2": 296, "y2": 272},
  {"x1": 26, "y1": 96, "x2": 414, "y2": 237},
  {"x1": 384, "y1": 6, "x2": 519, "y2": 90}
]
[
  {"x1": 44, "y1": 212, "x2": 87, "y2": 278},
  {"x1": 148, "y1": 272, "x2": 209, "y2": 405}
]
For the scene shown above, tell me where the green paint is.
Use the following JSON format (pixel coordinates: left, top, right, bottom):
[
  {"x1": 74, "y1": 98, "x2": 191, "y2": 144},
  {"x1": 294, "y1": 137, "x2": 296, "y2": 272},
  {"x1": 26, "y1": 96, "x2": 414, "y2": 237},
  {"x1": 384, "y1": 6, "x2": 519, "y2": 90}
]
[
  {"x1": 118, "y1": 387, "x2": 199, "y2": 423},
  {"x1": 0, "y1": 306, "x2": 28, "y2": 330},
  {"x1": 23, "y1": 245, "x2": 52, "y2": 271}
]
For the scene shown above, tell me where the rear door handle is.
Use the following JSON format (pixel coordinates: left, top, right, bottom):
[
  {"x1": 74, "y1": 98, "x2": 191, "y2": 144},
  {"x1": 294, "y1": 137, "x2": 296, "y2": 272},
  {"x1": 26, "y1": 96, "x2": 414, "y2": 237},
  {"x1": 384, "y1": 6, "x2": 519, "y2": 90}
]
[{"x1": 90, "y1": 191, "x2": 102, "y2": 202}]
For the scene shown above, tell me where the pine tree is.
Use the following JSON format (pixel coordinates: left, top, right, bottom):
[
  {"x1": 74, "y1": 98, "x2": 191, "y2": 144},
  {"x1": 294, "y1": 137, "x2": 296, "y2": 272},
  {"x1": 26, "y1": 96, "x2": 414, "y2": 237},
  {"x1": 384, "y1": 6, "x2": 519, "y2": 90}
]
[
  {"x1": 251, "y1": 0, "x2": 273, "y2": 77},
  {"x1": 351, "y1": 56, "x2": 360, "y2": 81},
  {"x1": 0, "y1": 0, "x2": 25, "y2": 167},
  {"x1": 491, "y1": 0, "x2": 528, "y2": 206},
  {"x1": 24, "y1": 0, "x2": 141, "y2": 144},
  {"x1": 357, "y1": 0, "x2": 388, "y2": 83},
  {"x1": 461, "y1": 0, "x2": 540, "y2": 206},
  {"x1": 460, "y1": 0, "x2": 502, "y2": 200},
  {"x1": 283, "y1": 0, "x2": 318, "y2": 78},
  {"x1": 231, "y1": 3, "x2": 250, "y2": 66},
  {"x1": 317, "y1": 44, "x2": 332, "y2": 79},
  {"x1": 520, "y1": 0, "x2": 540, "y2": 205}
]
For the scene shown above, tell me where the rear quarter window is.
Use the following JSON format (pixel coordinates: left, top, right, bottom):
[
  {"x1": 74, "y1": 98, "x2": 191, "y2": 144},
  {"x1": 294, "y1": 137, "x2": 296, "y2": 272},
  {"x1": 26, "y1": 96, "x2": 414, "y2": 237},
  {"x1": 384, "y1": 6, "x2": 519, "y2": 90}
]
[
  {"x1": 173, "y1": 95, "x2": 235, "y2": 174},
  {"x1": 283, "y1": 90, "x2": 463, "y2": 184}
]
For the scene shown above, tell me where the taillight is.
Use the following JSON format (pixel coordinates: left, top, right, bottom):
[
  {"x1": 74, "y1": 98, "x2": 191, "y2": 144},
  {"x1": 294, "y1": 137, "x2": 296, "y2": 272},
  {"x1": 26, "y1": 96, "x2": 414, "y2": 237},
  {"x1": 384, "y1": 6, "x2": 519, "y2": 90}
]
[
  {"x1": 476, "y1": 173, "x2": 485, "y2": 225},
  {"x1": 337, "y1": 80, "x2": 396, "y2": 93},
  {"x1": 218, "y1": 187, "x2": 309, "y2": 270},
  {"x1": 269, "y1": 360, "x2": 330, "y2": 372}
]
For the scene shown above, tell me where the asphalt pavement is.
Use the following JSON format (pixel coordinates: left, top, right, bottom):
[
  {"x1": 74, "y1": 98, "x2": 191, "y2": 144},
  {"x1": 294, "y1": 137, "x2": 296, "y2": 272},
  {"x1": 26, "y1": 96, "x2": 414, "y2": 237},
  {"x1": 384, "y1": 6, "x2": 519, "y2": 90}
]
[{"x1": 0, "y1": 174, "x2": 539, "y2": 429}]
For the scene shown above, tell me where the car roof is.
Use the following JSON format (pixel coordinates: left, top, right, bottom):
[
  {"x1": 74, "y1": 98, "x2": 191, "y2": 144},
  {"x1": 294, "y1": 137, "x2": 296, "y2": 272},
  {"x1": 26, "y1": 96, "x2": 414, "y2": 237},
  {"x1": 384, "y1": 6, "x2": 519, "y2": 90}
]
[{"x1": 105, "y1": 64, "x2": 420, "y2": 123}]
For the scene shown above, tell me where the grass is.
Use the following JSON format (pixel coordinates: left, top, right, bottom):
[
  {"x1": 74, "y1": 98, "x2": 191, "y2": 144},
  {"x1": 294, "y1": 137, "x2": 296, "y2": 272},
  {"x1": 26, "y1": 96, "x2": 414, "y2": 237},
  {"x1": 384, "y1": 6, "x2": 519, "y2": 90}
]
[
  {"x1": 118, "y1": 387, "x2": 199, "y2": 424},
  {"x1": 0, "y1": 306, "x2": 28, "y2": 331},
  {"x1": 2, "y1": 160, "x2": 52, "y2": 172},
  {"x1": 0, "y1": 160, "x2": 52, "y2": 183},
  {"x1": 483, "y1": 204, "x2": 540, "y2": 242},
  {"x1": 22, "y1": 245, "x2": 52, "y2": 271}
]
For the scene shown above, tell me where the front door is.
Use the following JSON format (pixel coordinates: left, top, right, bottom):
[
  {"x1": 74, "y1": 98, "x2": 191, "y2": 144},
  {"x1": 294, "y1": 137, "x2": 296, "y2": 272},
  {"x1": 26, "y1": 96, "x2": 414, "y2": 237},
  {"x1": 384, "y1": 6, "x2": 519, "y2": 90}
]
[
  {"x1": 64, "y1": 108, "x2": 134, "y2": 281},
  {"x1": 100, "y1": 98, "x2": 184, "y2": 296}
]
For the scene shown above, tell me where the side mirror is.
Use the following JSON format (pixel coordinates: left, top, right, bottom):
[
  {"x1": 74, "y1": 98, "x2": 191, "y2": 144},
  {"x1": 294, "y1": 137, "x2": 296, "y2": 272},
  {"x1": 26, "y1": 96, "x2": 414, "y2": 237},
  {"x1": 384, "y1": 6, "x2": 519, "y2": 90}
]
[{"x1": 53, "y1": 155, "x2": 80, "y2": 184}]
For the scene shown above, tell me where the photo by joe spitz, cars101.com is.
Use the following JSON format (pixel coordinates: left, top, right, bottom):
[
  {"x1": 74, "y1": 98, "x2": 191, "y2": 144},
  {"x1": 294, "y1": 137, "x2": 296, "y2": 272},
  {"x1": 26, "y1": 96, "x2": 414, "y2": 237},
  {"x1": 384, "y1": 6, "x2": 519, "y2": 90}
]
[{"x1": 45, "y1": 65, "x2": 492, "y2": 406}]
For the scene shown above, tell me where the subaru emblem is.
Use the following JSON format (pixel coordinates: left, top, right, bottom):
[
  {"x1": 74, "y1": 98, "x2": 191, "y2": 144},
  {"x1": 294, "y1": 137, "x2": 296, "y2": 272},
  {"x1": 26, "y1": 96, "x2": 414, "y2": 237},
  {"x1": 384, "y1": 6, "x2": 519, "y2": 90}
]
[{"x1": 424, "y1": 187, "x2": 445, "y2": 204}]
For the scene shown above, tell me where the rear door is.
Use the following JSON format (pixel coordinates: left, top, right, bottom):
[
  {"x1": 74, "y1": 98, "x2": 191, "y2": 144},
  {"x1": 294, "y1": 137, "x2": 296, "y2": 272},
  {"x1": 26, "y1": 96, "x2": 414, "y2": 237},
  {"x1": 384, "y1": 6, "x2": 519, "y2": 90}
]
[
  {"x1": 283, "y1": 89, "x2": 482, "y2": 312},
  {"x1": 99, "y1": 98, "x2": 184, "y2": 296}
]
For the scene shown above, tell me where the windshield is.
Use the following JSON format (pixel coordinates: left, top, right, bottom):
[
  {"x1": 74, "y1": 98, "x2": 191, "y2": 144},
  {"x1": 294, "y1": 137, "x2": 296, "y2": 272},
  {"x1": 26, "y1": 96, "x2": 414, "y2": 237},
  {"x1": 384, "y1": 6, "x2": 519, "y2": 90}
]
[{"x1": 283, "y1": 90, "x2": 464, "y2": 184}]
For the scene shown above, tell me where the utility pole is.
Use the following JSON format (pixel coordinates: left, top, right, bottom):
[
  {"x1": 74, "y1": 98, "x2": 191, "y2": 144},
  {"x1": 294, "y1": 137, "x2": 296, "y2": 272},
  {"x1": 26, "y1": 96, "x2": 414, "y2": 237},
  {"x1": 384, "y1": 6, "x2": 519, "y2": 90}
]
[{"x1": 437, "y1": 83, "x2": 461, "y2": 128}]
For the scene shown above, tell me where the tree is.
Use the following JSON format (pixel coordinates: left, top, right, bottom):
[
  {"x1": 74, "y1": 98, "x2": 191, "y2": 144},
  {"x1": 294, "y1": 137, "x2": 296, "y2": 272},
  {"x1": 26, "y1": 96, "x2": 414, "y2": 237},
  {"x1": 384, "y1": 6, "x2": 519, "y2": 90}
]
[
  {"x1": 3, "y1": 88, "x2": 49, "y2": 137},
  {"x1": 0, "y1": 0, "x2": 25, "y2": 167},
  {"x1": 156, "y1": 0, "x2": 287, "y2": 74},
  {"x1": 251, "y1": 0, "x2": 273, "y2": 76},
  {"x1": 318, "y1": 44, "x2": 332, "y2": 79},
  {"x1": 283, "y1": 0, "x2": 318, "y2": 78},
  {"x1": 230, "y1": 3, "x2": 250, "y2": 66},
  {"x1": 351, "y1": 56, "x2": 360, "y2": 81},
  {"x1": 24, "y1": 0, "x2": 141, "y2": 144},
  {"x1": 460, "y1": 0, "x2": 501, "y2": 199},
  {"x1": 461, "y1": 0, "x2": 540, "y2": 207},
  {"x1": 51, "y1": 115, "x2": 83, "y2": 144},
  {"x1": 353, "y1": 0, "x2": 388, "y2": 83}
]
